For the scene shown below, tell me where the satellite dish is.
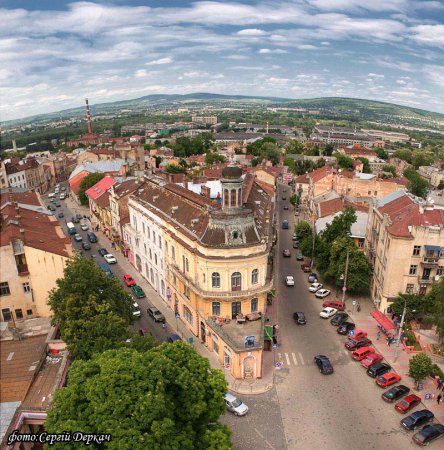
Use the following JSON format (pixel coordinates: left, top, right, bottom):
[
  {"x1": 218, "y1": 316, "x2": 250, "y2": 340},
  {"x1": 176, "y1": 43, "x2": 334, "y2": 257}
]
[{"x1": 435, "y1": 275, "x2": 441, "y2": 281}]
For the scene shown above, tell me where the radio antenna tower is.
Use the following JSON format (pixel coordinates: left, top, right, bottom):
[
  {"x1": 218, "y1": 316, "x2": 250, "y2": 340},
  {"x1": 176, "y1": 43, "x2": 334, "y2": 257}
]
[{"x1": 85, "y1": 98, "x2": 93, "y2": 134}]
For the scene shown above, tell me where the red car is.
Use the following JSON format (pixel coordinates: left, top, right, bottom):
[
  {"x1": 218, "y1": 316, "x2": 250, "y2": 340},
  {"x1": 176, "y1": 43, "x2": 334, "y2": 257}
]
[
  {"x1": 395, "y1": 394, "x2": 421, "y2": 413},
  {"x1": 361, "y1": 352, "x2": 383, "y2": 368},
  {"x1": 351, "y1": 346, "x2": 375, "y2": 361},
  {"x1": 376, "y1": 372, "x2": 401, "y2": 388},
  {"x1": 123, "y1": 274, "x2": 136, "y2": 286},
  {"x1": 301, "y1": 264, "x2": 311, "y2": 272},
  {"x1": 344, "y1": 337, "x2": 372, "y2": 351},
  {"x1": 283, "y1": 249, "x2": 291, "y2": 257}
]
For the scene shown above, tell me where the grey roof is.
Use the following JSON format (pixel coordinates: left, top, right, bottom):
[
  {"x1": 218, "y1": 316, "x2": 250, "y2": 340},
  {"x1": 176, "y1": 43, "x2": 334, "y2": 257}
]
[
  {"x1": 376, "y1": 190, "x2": 406, "y2": 208},
  {"x1": 69, "y1": 159, "x2": 129, "y2": 180},
  {"x1": 0, "y1": 401, "x2": 20, "y2": 443}
]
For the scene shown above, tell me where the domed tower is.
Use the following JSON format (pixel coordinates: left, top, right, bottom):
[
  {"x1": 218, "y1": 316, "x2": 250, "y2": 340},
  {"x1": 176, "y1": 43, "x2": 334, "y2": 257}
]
[{"x1": 221, "y1": 165, "x2": 243, "y2": 210}]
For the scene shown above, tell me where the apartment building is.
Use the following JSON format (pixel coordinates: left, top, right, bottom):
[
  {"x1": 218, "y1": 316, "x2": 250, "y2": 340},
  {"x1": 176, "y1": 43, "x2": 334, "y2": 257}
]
[
  {"x1": 0, "y1": 191, "x2": 72, "y2": 322},
  {"x1": 365, "y1": 191, "x2": 444, "y2": 313},
  {"x1": 191, "y1": 116, "x2": 218, "y2": 125},
  {"x1": 418, "y1": 166, "x2": 444, "y2": 188},
  {"x1": 124, "y1": 167, "x2": 274, "y2": 380},
  {"x1": 5, "y1": 158, "x2": 49, "y2": 193}
]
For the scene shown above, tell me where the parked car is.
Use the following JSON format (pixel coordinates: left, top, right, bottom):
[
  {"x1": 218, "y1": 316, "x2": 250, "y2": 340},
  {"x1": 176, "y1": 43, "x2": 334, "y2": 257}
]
[
  {"x1": 283, "y1": 205, "x2": 289, "y2": 210},
  {"x1": 395, "y1": 394, "x2": 421, "y2": 413},
  {"x1": 309, "y1": 283, "x2": 323, "y2": 293},
  {"x1": 87, "y1": 232, "x2": 98, "y2": 243},
  {"x1": 345, "y1": 337, "x2": 372, "y2": 351},
  {"x1": 131, "y1": 285, "x2": 146, "y2": 299},
  {"x1": 360, "y1": 353, "x2": 383, "y2": 368},
  {"x1": 376, "y1": 372, "x2": 401, "y2": 388},
  {"x1": 58, "y1": 212, "x2": 64, "y2": 218},
  {"x1": 72, "y1": 216, "x2": 80, "y2": 223},
  {"x1": 81, "y1": 242, "x2": 91, "y2": 250},
  {"x1": 314, "y1": 355, "x2": 334, "y2": 374},
  {"x1": 224, "y1": 393, "x2": 249, "y2": 416},
  {"x1": 301, "y1": 264, "x2": 311, "y2": 272},
  {"x1": 80, "y1": 223, "x2": 89, "y2": 231},
  {"x1": 292, "y1": 233, "x2": 298, "y2": 241},
  {"x1": 133, "y1": 302, "x2": 141, "y2": 317},
  {"x1": 412, "y1": 424, "x2": 444, "y2": 446},
  {"x1": 47, "y1": 205, "x2": 55, "y2": 211},
  {"x1": 382, "y1": 385, "x2": 410, "y2": 403},
  {"x1": 293, "y1": 312, "x2": 306, "y2": 325},
  {"x1": 75, "y1": 213, "x2": 83, "y2": 220},
  {"x1": 351, "y1": 346, "x2": 375, "y2": 361},
  {"x1": 282, "y1": 220, "x2": 289, "y2": 229},
  {"x1": 55, "y1": 202, "x2": 61, "y2": 207},
  {"x1": 293, "y1": 241, "x2": 299, "y2": 248},
  {"x1": 167, "y1": 334, "x2": 181, "y2": 343},
  {"x1": 283, "y1": 249, "x2": 291, "y2": 257},
  {"x1": 282, "y1": 196, "x2": 286, "y2": 200},
  {"x1": 337, "y1": 322, "x2": 356, "y2": 335},
  {"x1": 147, "y1": 307, "x2": 165, "y2": 322},
  {"x1": 367, "y1": 362, "x2": 391, "y2": 378},
  {"x1": 285, "y1": 276, "x2": 295, "y2": 286},
  {"x1": 296, "y1": 252, "x2": 304, "y2": 261},
  {"x1": 104, "y1": 254, "x2": 117, "y2": 264},
  {"x1": 99, "y1": 263, "x2": 113, "y2": 278},
  {"x1": 330, "y1": 312, "x2": 348, "y2": 326},
  {"x1": 74, "y1": 233, "x2": 82, "y2": 242},
  {"x1": 315, "y1": 289, "x2": 331, "y2": 299},
  {"x1": 320, "y1": 307, "x2": 338, "y2": 319},
  {"x1": 98, "y1": 248, "x2": 108, "y2": 257},
  {"x1": 348, "y1": 330, "x2": 368, "y2": 341},
  {"x1": 123, "y1": 274, "x2": 136, "y2": 286},
  {"x1": 401, "y1": 410, "x2": 435, "y2": 430},
  {"x1": 322, "y1": 300, "x2": 345, "y2": 310},
  {"x1": 308, "y1": 273, "x2": 318, "y2": 283}
]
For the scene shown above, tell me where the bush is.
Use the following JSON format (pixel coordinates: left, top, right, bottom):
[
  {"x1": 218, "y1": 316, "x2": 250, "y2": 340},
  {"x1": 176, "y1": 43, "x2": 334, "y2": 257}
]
[
  {"x1": 430, "y1": 363, "x2": 444, "y2": 380},
  {"x1": 409, "y1": 352, "x2": 432, "y2": 382}
]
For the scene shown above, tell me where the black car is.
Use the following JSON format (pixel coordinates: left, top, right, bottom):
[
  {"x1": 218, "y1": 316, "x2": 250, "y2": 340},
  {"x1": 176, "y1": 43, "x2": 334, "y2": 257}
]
[
  {"x1": 293, "y1": 312, "x2": 306, "y2": 325},
  {"x1": 331, "y1": 313, "x2": 349, "y2": 327},
  {"x1": 76, "y1": 213, "x2": 83, "y2": 220},
  {"x1": 412, "y1": 424, "x2": 444, "y2": 446},
  {"x1": 314, "y1": 355, "x2": 333, "y2": 374},
  {"x1": 98, "y1": 248, "x2": 109, "y2": 257},
  {"x1": 401, "y1": 409, "x2": 434, "y2": 430},
  {"x1": 72, "y1": 216, "x2": 80, "y2": 223},
  {"x1": 82, "y1": 242, "x2": 91, "y2": 250},
  {"x1": 337, "y1": 322, "x2": 356, "y2": 335},
  {"x1": 47, "y1": 205, "x2": 55, "y2": 211},
  {"x1": 55, "y1": 203, "x2": 61, "y2": 207},
  {"x1": 87, "y1": 232, "x2": 98, "y2": 243},
  {"x1": 58, "y1": 212, "x2": 64, "y2": 218},
  {"x1": 367, "y1": 362, "x2": 391, "y2": 378},
  {"x1": 283, "y1": 205, "x2": 289, "y2": 210},
  {"x1": 382, "y1": 385, "x2": 410, "y2": 403}
]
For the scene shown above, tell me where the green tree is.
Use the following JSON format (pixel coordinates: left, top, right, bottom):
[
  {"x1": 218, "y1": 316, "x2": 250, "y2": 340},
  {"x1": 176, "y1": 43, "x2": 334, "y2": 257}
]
[
  {"x1": 389, "y1": 293, "x2": 425, "y2": 322},
  {"x1": 333, "y1": 152, "x2": 354, "y2": 170},
  {"x1": 437, "y1": 180, "x2": 444, "y2": 190},
  {"x1": 323, "y1": 144, "x2": 334, "y2": 157},
  {"x1": 285, "y1": 140, "x2": 304, "y2": 155},
  {"x1": 321, "y1": 207, "x2": 357, "y2": 245},
  {"x1": 289, "y1": 194, "x2": 297, "y2": 207},
  {"x1": 284, "y1": 158, "x2": 295, "y2": 172},
  {"x1": 393, "y1": 149, "x2": 413, "y2": 164},
  {"x1": 47, "y1": 257, "x2": 135, "y2": 360},
  {"x1": 357, "y1": 157, "x2": 371, "y2": 173},
  {"x1": 404, "y1": 168, "x2": 428, "y2": 198},
  {"x1": 46, "y1": 344, "x2": 232, "y2": 449},
  {"x1": 78, "y1": 172, "x2": 105, "y2": 205},
  {"x1": 205, "y1": 153, "x2": 226, "y2": 165},
  {"x1": 165, "y1": 164, "x2": 186, "y2": 174},
  {"x1": 425, "y1": 278, "x2": 444, "y2": 341},
  {"x1": 375, "y1": 148, "x2": 389, "y2": 160},
  {"x1": 382, "y1": 165, "x2": 397, "y2": 177},
  {"x1": 412, "y1": 152, "x2": 435, "y2": 169},
  {"x1": 408, "y1": 352, "x2": 432, "y2": 383},
  {"x1": 295, "y1": 220, "x2": 312, "y2": 242}
]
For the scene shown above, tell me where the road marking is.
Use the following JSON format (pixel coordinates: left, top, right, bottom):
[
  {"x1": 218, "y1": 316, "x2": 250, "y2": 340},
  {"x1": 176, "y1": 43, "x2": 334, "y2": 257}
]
[
  {"x1": 255, "y1": 428, "x2": 265, "y2": 439},
  {"x1": 344, "y1": 349, "x2": 349, "y2": 356},
  {"x1": 292, "y1": 352, "x2": 298, "y2": 365},
  {"x1": 285, "y1": 353, "x2": 290, "y2": 365},
  {"x1": 298, "y1": 352, "x2": 305, "y2": 365}
]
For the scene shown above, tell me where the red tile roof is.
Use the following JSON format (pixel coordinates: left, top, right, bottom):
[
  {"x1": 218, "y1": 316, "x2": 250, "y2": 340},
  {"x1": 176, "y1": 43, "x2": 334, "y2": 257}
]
[
  {"x1": 318, "y1": 198, "x2": 344, "y2": 218},
  {"x1": 309, "y1": 165, "x2": 334, "y2": 183},
  {"x1": 294, "y1": 173, "x2": 309, "y2": 184},
  {"x1": 86, "y1": 176, "x2": 116, "y2": 200},
  {"x1": 68, "y1": 171, "x2": 89, "y2": 195}
]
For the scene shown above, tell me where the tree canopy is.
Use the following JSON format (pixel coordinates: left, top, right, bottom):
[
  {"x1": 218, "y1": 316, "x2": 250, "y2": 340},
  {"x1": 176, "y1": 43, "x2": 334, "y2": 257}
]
[
  {"x1": 205, "y1": 153, "x2": 227, "y2": 165},
  {"x1": 357, "y1": 157, "x2": 371, "y2": 174},
  {"x1": 404, "y1": 168, "x2": 428, "y2": 198},
  {"x1": 375, "y1": 148, "x2": 389, "y2": 160},
  {"x1": 333, "y1": 153, "x2": 354, "y2": 170},
  {"x1": 78, "y1": 173, "x2": 105, "y2": 205},
  {"x1": 172, "y1": 133, "x2": 214, "y2": 158},
  {"x1": 246, "y1": 138, "x2": 281, "y2": 165},
  {"x1": 48, "y1": 256, "x2": 136, "y2": 360},
  {"x1": 45, "y1": 344, "x2": 232, "y2": 450}
]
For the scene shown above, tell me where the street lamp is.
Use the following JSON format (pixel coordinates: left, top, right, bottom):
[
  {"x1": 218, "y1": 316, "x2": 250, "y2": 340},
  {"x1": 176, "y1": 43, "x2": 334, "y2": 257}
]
[
  {"x1": 394, "y1": 299, "x2": 416, "y2": 360},
  {"x1": 341, "y1": 249, "x2": 350, "y2": 302}
]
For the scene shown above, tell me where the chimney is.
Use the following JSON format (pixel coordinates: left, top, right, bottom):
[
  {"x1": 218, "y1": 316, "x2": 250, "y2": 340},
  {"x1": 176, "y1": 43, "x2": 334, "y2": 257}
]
[
  {"x1": 85, "y1": 98, "x2": 93, "y2": 134},
  {"x1": 201, "y1": 185, "x2": 211, "y2": 198},
  {"x1": 183, "y1": 180, "x2": 188, "y2": 190}
]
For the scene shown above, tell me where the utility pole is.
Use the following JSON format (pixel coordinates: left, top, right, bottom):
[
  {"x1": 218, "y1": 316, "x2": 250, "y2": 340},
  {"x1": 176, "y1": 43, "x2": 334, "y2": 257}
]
[
  {"x1": 342, "y1": 249, "x2": 350, "y2": 302},
  {"x1": 396, "y1": 300, "x2": 407, "y2": 348},
  {"x1": 311, "y1": 213, "x2": 316, "y2": 269}
]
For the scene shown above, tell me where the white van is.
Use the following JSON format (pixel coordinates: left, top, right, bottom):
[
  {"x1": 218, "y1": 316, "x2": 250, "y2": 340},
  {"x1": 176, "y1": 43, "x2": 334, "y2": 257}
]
[{"x1": 48, "y1": 193, "x2": 55, "y2": 199}]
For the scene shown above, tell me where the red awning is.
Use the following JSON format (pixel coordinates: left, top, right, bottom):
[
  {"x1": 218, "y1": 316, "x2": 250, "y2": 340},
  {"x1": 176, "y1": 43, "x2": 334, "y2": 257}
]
[{"x1": 371, "y1": 310, "x2": 396, "y2": 332}]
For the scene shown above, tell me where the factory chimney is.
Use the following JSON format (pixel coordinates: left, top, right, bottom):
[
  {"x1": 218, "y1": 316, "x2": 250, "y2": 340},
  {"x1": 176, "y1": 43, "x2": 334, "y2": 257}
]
[{"x1": 85, "y1": 98, "x2": 92, "y2": 134}]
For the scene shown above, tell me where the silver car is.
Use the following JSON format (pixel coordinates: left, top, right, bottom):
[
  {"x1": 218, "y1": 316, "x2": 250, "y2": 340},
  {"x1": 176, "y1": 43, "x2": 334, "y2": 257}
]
[{"x1": 224, "y1": 393, "x2": 249, "y2": 416}]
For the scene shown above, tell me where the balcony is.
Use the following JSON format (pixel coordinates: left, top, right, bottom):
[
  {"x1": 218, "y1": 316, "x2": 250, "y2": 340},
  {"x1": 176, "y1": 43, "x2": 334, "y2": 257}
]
[
  {"x1": 421, "y1": 256, "x2": 440, "y2": 267},
  {"x1": 418, "y1": 276, "x2": 433, "y2": 285},
  {"x1": 17, "y1": 263, "x2": 29, "y2": 276}
]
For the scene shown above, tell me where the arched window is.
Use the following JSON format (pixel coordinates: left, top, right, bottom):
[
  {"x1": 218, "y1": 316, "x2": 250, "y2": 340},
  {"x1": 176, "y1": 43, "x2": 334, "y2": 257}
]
[
  {"x1": 251, "y1": 269, "x2": 259, "y2": 285},
  {"x1": 224, "y1": 189, "x2": 229, "y2": 207},
  {"x1": 231, "y1": 189, "x2": 236, "y2": 207},
  {"x1": 232, "y1": 230, "x2": 239, "y2": 240},
  {"x1": 212, "y1": 272, "x2": 221, "y2": 288},
  {"x1": 231, "y1": 272, "x2": 241, "y2": 291}
]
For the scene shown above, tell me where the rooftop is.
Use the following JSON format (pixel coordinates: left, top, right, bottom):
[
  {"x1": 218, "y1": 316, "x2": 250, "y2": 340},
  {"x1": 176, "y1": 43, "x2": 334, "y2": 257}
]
[{"x1": 85, "y1": 176, "x2": 116, "y2": 200}]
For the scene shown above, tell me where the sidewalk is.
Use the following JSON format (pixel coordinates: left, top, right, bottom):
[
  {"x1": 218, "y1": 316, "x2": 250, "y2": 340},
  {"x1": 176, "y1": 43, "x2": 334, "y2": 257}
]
[
  {"x1": 65, "y1": 196, "x2": 273, "y2": 394},
  {"x1": 348, "y1": 298, "x2": 444, "y2": 424}
]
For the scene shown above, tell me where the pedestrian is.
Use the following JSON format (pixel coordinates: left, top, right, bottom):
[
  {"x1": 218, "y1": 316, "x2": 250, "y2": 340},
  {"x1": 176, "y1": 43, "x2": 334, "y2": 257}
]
[
  {"x1": 377, "y1": 331, "x2": 381, "y2": 340},
  {"x1": 162, "y1": 322, "x2": 166, "y2": 330},
  {"x1": 438, "y1": 394, "x2": 442, "y2": 405},
  {"x1": 357, "y1": 303, "x2": 361, "y2": 312},
  {"x1": 437, "y1": 378, "x2": 443, "y2": 390}
]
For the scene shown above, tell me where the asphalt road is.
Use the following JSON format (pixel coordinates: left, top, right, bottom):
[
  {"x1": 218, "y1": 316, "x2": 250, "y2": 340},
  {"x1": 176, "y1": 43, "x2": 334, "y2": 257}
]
[{"x1": 274, "y1": 183, "x2": 417, "y2": 450}]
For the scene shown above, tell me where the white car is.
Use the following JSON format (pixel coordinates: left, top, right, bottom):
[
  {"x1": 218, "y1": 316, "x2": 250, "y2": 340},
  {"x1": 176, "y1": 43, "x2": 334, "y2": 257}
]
[
  {"x1": 80, "y1": 223, "x2": 89, "y2": 231},
  {"x1": 319, "y1": 307, "x2": 338, "y2": 319},
  {"x1": 133, "y1": 302, "x2": 141, "y2": 317},
  {"x1": 315, "y1": 289, "x2": 331, "y2": 298},
  {"x1": 104, "y1": 254, "x2": 117, "y2": 264},
  {"x1": 285, "y1": 276, "x2": 295, "y2": 286},
  {"x1": 309, "y1": 283, "x2": 323, "y2": 293},
  {"x1": 224, "y1": 393, "x2": 249, "y2": 416},
  {"x1": 74, "y1": 233, "x2": 82, "y2": 242}
]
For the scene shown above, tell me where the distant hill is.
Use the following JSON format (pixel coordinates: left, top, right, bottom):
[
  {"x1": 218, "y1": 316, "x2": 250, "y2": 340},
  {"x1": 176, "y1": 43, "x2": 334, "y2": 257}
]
[{"x1": 3, "y1": 93, "x2": 444, "y2": 128}]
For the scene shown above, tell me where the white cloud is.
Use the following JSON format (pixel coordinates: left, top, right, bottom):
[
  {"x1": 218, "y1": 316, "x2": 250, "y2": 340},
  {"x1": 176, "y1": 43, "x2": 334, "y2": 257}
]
[
  {"x1": 367, "y1": 73, "x2": 385, "y2": 78},
  {"x1": 410, "y1": 25, "x2": 444, "y2": 46},
  {"x1": 237, "y1": 28, "x2": 267, "y2": 36},
  {"x1": 258, "y1": 48, "x2": 287, "y2": 54},
  {"x1": 146, "y1": 57, "x2": 173, "y2": 65}
]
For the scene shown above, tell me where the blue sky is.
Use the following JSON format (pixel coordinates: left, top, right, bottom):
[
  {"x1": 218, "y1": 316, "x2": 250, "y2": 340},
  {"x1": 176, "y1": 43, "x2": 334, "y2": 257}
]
[{"x1": 1, "y1": 0, "x2": 443, "y2": 120}]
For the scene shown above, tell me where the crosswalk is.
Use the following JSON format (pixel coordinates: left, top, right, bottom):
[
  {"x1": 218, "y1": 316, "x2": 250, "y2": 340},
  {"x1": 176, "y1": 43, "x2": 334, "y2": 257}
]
[{"x1": 277, "y1": 349, "x2": 350, "y2": 367}]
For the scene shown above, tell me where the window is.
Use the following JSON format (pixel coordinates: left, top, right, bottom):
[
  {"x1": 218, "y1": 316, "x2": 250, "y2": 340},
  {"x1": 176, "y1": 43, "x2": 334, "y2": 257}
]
[
  {"x1": 153, "y1": 231, "x2": 156, "y2": 242},
  {"x1": 182, "y1": 255, "x2": 186, "y2": 272},
  {"x1": 165, "y1": 242, "x2": 168, "y2": 254},
  {"x1": 251, "y1": 298, "x2": 258, "y2": 312},
  {"x1": 358, "y1": 239, "x2": 364, "y2": 249},
  {"x1": 158, "y1": 236, "x2": 162, "y2": 249},
  {"x1": 149, "y1": 249, "x2": 152, "y2": 260},
  {"x1": 2, "y1": 308, "x2": 12, "y2": 321},
  {"x1": 413, "y1": 245, "x2": 421, "y2": 256},
  {"x1": 212, "y1": 302, "x2": 220, "y2": 316},
  {"x1": 172, "y1": 246, "x2": 176, "y2": 261},
  {"x1": 183, "y1": 306, "x2": 193, "y2": 324},
  {"x1": 232, "y1": 230, "x2": 239, "y2": 239},
  {"x1": 183, "y1": 285, "x2": 190, "y2": 299},
  {"x1": 186, "y1": 258, "x2": 189, "y2": 272},
  {"x1": 231, "y1": 272, "x2": 242, "y2": 291},
  {"x1": 15, "y1": 309, "x2": 23, "y2": 320},
  {"x1": 0, "y1": 282, "x2": 10, "y2": 296},
  {"x1": 368, "y1": 191, "x2": 371, "y2": 195},
  {"x1": 26, "y1": 309, "x2": 33, "y2": 317},
  {"x1": 406, "y1": 284, "x2": 414, "y2": 294},
  {"x1": 212, "y1": 272, "x2": 221, "y2": 288},
  {"x1": 224, "y1": 189, "x2": 229, "y2": 207},
  {"x1": 142, "y1": 222, "x2": 145, "y2": 234},
  {"x1": 409, "y1": 265, "x2": 417, "y2": 275},
  {"x1": 438, "y1": 266, "x2": 444, "y2": 276},
  {"x1": 251, "y1": 269, "x2": 259, "y2": 285},
  {"x1": 22, "y1": 282, "x2": 31, "y2": 293},
  {"x1": 231, "y1": 189, "x2": 236, "y2": 206},
  {"x1": 147, "y1": 227, "x2": 150, "y2": 239},
  {"x1": 155, "y1": 254, "x2": 158, "y2": 266},
  {"x1": 173, "y1": 275, "x2": 177, "y2": 286}
]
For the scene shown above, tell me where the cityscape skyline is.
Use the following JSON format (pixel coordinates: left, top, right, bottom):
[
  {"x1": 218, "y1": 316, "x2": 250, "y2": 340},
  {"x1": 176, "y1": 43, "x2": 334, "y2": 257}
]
[{"x1": 1, "y1": 0, "x2": 444, "y2": 121}]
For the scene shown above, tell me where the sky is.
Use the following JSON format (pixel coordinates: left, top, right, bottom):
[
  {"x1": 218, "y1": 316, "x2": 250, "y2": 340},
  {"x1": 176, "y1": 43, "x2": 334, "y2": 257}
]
[{"x1": 1, "y1": 0, "x2": 444, "y2": 121}]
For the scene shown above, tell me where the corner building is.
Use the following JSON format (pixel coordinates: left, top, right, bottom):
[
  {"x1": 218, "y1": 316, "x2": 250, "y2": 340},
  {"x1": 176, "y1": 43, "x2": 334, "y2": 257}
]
[{"x1": 125, "y1": 166, "x2": 274, "y2": 379}]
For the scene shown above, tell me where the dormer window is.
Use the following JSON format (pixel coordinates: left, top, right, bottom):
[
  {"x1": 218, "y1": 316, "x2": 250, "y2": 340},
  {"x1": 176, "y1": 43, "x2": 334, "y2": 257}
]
[{"x1": 232, "y1": 230, "x2": 239, "y2": 239}]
